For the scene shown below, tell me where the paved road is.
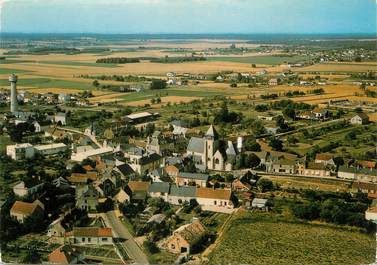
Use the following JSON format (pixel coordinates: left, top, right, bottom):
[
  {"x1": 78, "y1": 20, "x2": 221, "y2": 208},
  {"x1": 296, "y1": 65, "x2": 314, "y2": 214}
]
[{"x1": 102, "y1": 211, "x2": 149, "y2": 265}]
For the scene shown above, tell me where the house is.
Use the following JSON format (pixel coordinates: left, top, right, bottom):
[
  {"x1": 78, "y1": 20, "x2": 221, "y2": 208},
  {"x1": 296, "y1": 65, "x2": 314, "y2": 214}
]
[
  {"x1": 251, "y1": 198, "x2": 268, "y2": 210},
  {"x1": 312, "y1": 107, "x2": 329, "y2": 120},
  {"x1": 186, "y1": 125, "x2": 237, "y2": 172},
  {"x1": 58, "y1": 93, "x2": 71, "y2": 103},
  {"x1": 165, "y1": 165, "x2": 179, "y2": 178},
  {"x1": 268, "y1": 78, "x2": 278, "y2": 86},
  {"x1": 164, "y1": 220, "x2": 206, "y2": 254},
  {"x1": 149, "y1": 167, "x2": 167, "y2": 182},
  {"x1": 196, "y1": 187, "x2": 233, "y2": 209},
  {"x1": 52, "y1": 177, "x2": 70, "y2": 190},
  {"x1": 125, "y1": 112, "x2": 158, "y2": 124},
  {"x1": 216, "y1": 75, "x2": 224, "y2": 82},
  {"x1": 13, "y1": 181, "x2": 44, "y2": 197},
  {"x1": 71, "y1": 147, "x2": 114, "y2": 162},
  {"x1": 338, "y1": 166, "x2": 377, "y2": 182},
  {"x1": 147, "y1": 213, "x2": 166, "y2": 224},
  {"x1": 68, "y1": 172, "x2": 98, "y2": 185},
  {"x1": 300, "y1": 162, "x2": 331, "y2": 177},
  {"x1": 356, "y1": 160, "x2": 376, "y2": 169},
  {"x1": 10, "y1": 200, "x2": 45, "y2": 223},
  {"x1": 350, "y1": 113, "x2": 369, "y2": 125},
  {"x1": 6, "y1": 143, "x2": 35, "y2": 160},
  {"x1": 75, "y1": 184, "x2": 99, "y2": 211},
  {"x1": 167, "y1": 185, "x2": 197, "y2": 205},
  {"x1": 116, "y1": 163, "x2": 136, "y2": 180},
  {"x1": 34, "y1": 143, "x2": 67, "y2": 156},
  {"x1": 127, "y1": 181, "x2": 151, "y2": 202},
  {"x1": 171, "y1": 120, "x2": 189, "y2": 137},
  {"x1": 129, "y1": 153, "x2": 163, "y2": 175},
  {"x1": 176, "y1": 172, "x2": 209, "y2": 188},
  {"x1": 146, "y1": 131, "x2": 163, "y2": 155},
  {"x1": 113, "y1": 188, "x2": 131, "y2": 204},
  {"x1": 232, "y1": 178, "x2": 252, "y2": 191},
  {"x1": 48, "y1": 245, "x2": 84, "y2": 264},
  {"x1": 55, "y1": 112, "x2": 67, "y2": 126},
  {"x1": 148, "y1": 182, "x2": 170, "y2": 200},
  {"x1": 65, "y1": 227, "x2": 113, "y2": 245},
  {"x1": 351, "y1": 182, "x2": 377, "y2": 195},
  {"x1": 47, "y1": 218, "x2": 66, "y2": 243},
  {"x1": 314, "y1": 153, "x2": 336, "y2": 167},
  {"x1": 268, "y1": 159, "x2": 297, "y2": 174}
]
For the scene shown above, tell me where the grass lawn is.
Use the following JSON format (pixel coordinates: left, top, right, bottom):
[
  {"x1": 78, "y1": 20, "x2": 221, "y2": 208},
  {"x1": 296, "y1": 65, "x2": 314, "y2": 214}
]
[
  {"x1": 208, "y1": 211, "x2": 375, "y2": 265},
  {"x1": 0, "y1": 78, "x2": 94, "y2": 90},
  {"x1": 208, "y1": 55, "x2": 310, "y2": 65}
]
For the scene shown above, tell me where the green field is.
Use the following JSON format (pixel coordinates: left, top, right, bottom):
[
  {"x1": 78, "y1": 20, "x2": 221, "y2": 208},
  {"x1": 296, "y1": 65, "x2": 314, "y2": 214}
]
[
  {"x1": 0, "y1": 68, "x2": 33, "y2": 74},
  {"x1": 208, "y1": 55, "x2": 310, "y2": 65},
  {"x1": 208, "y1": 211, "x2": 374, "y2": 265},
  {"x1": 0, "y1": 78, "x2": 94, "y2": 90},
  {"x1": 37, "y1": 60, "x2": 119, "y2": 68}
]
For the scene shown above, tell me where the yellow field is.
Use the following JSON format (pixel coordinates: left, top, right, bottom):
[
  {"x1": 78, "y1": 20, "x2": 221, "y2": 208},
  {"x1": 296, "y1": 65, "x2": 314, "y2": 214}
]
[
  {"x1": 120, "y1": 96, "x2": 201, "y2": 107},
  {"x1": 22, "y1": 88, "x2": 108, "y2": 96},
  {"x1": 296, "y1": 63, "x2": 377, "y2": 73}
]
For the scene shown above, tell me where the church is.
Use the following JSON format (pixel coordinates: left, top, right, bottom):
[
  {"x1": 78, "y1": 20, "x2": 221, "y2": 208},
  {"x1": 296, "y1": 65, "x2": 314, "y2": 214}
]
[{"x1": 186, "y1": 125, "x2": 240, "y2": 172}]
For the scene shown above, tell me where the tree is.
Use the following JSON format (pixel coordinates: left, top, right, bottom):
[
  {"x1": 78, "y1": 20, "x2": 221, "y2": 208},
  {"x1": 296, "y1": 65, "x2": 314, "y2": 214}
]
[
  {"x1": 257, "y1": 178, "x2": 273, "y2": 192},
  {"x1": 150, "y1": 79, "x2": 167, "y2": 90},
  {"x1": 287, "y1": 135, "x2": 298, "y2": 145},
  {"x1": 143, "y1": 241, "x2": 160, "y2": 254},
  {"x1": 22, "y1": 250, "x2": 41, "y2": 264},
  {"x1": 244, "y1": 153, "x2": 261, "y2": 168},
  {"x1": 283, "y1": 107, "x2": 296, "y2": 119},
  {"x1": 244, "y1": 139, "x2": 261, "y2": 152},
  {"x1": 269, "y1": 138, "x2": 283, "y2": 151},
  {"x1": 92, "y1": 80, "x2": 100, "y2": 87}
]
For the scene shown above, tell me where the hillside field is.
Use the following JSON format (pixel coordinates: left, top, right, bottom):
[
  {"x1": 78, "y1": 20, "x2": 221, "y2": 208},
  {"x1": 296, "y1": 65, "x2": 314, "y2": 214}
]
[{"x1": 208, "y1": 211, "x2": 375, "y2": 265}]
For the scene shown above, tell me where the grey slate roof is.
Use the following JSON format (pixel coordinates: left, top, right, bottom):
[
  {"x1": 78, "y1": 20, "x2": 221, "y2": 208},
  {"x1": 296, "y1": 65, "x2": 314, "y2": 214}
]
[
  {"x1": 205, "y1": 125, "x2": 218, "y2": 139},
  {"x1": 117, "y1": 164, "x2": 135, "y2": 176},
  {"x1": 226, "y1": 142, "x2": 237, "y2": 156},
  {"x1": 179, "y1": 172, "x2": 209, "y2": 181},
  {"x1": 169, "y1": 185, "x2": 197, "y2": 197},
  {"x1": 187, "y1": 137, "x2": 205, "y2": 153},
  {"x1": 139, "y1": 153, "x2": 162, "y2": 165},
  {"x1": 338, "y1": 166, "x2": 377, "y2": 176},
  {"x1": 148, "y1": 182, "x2": 170, "y2": 193}
]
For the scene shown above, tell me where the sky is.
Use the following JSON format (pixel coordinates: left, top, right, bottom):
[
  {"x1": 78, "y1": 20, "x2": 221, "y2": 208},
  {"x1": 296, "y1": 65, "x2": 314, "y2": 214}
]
[{"x1": 0, "y1": 0, "x2": 376, "y2": 34}]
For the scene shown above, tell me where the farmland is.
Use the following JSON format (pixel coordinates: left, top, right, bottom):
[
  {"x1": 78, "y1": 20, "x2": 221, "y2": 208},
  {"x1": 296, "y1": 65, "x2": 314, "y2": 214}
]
[
  {"x1": 208, "y1": 55, "x2": 310, "y2": 65},
  {"x1": 208, "y1": 211, "x2": 375, "y2": 265}
]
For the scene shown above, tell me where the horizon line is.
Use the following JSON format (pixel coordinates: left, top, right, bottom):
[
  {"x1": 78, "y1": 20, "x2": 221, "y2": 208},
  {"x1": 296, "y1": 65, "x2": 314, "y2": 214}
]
[{"x1": 1, "y1": 32, "x2": 376, "y2": 36}]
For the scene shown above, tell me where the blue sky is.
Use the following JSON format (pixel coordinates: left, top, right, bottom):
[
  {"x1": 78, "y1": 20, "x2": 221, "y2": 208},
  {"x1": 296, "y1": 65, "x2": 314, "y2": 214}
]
[{"x1": 0, "y1": 0, "x2": 376, "y2": 34}]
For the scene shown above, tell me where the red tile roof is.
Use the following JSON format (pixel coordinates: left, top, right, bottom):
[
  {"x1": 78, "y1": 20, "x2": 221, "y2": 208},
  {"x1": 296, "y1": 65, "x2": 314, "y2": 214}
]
[
  {"x1": 315, "y1": 153, "x2": 334, "y2": 161},
  {"x1": 10, "y1": 201, "x2": 42, "y2": 216},
  {"x1": 128, "y1": 181, "x2": 151, "y2": 192},
  {"x1": 68, "y1": 173, "x2": 97, "y2": 183},
  {"x1": 196, "y1": 187, "x2": 232, "y2": 200},
  {"x1": 70, "y1": 227, "x2": 112, "y2": 237}
]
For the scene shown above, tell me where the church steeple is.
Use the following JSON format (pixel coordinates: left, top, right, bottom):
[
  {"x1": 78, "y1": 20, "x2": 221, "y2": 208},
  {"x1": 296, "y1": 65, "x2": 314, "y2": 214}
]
[{"x1": 205, "y1": 125, "x2": 218, "y2": 140}]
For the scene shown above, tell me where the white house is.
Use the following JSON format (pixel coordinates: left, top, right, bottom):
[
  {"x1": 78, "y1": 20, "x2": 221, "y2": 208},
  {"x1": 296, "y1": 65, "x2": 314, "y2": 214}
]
[
  {"x1": 34, "y1": 143, "x2": 67, "y2": 156},
  {"x1": 65, "y1": 227, "x2": 113, "y2": 245},
  {"x1": 13, "y1": 181, "x2": 44, "y2": 197},
  {"x1": 6, "y1": 143, "x2": 35, "y2": 160},
  {"x1": 54, "y1": 112, "x2": 67, "y2": 125}
]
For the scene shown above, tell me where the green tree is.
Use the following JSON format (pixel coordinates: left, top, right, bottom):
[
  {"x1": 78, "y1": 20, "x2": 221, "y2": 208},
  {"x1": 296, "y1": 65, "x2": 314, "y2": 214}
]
[
  {"x1": 269, "y1": 138, "x2": 283, "y2": 151},
  {"x1": 257, "y1": 178, "x2": 273, "y2": 192}
]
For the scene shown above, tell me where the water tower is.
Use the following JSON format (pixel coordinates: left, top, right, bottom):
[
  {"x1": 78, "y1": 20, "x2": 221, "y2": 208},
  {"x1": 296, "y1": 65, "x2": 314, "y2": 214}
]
[
  {"x1": 9, "y1": 74, "x2": 18, "y2": 113},
  {"x1": 365, "y1": 206, "x2": 377, "y2": 264}
]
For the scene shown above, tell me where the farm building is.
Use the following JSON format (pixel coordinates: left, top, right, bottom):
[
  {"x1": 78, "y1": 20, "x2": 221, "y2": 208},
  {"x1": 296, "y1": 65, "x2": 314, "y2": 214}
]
[{"x1": 164, "y1": 220, "x2": 206, "y2": 254}]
